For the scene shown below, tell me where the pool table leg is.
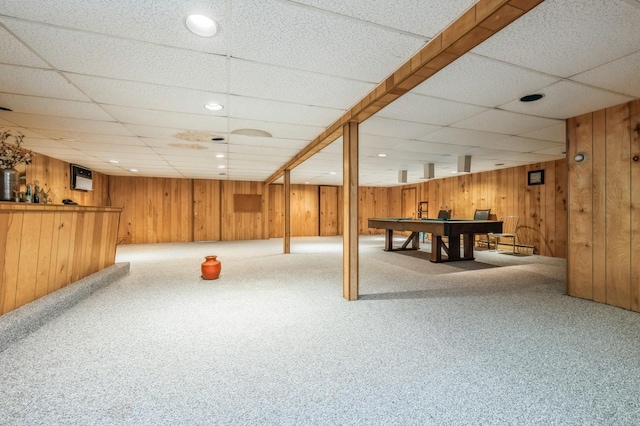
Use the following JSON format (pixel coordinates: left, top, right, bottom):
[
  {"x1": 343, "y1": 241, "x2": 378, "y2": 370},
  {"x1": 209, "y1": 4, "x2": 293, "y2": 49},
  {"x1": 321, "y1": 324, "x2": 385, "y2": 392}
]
[{"x1": 384, "y1": 229, "x2": 394, "y2": 251}]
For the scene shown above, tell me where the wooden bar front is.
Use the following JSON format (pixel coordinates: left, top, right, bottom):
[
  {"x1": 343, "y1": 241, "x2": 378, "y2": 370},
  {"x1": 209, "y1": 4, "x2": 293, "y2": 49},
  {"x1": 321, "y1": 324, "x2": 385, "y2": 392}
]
[{"x1": 0, "y1": 202, "x2": 122, "y2": 315}]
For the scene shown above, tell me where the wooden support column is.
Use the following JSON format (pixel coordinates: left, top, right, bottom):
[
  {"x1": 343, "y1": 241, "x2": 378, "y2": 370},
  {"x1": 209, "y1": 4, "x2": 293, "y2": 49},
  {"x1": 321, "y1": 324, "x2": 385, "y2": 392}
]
[
  {"x1": 343, "y1": 122, "x2": 359, "y2": 300},
  {"x1": 284, "y1": 169, "x2": 291, "y2": 254}
]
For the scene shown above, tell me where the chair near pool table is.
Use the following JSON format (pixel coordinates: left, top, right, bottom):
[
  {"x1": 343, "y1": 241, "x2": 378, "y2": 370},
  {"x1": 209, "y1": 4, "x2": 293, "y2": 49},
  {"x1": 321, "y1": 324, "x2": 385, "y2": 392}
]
[
  {"x1": 473, "y1": 208, "x2": 491, "y2": 248},
  {"x1": 437, "y1": 209, "x2": 451, "y2": 220},
  {"x1": 488, "y1": 215, "x2": 519, "y2": 253}
]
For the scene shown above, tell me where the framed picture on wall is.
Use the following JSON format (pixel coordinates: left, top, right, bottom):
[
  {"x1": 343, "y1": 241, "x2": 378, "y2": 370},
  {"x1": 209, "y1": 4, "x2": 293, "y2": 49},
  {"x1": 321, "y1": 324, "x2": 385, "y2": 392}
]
[{"x1": 528, "y1": 169, "x2": 545, "y2": 186}]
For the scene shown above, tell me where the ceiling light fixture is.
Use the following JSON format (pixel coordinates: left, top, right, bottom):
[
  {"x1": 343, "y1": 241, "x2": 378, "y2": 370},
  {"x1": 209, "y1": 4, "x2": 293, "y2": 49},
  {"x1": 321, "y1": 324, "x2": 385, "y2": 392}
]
[
  {"x1": 377, "y1": 153, "x2": 387, "y2": 157},
  {"x1": 185, "y1": 14, "x2": 218, "y2": 37},
  {"x1": 108, "y1": 160, "x2": 119, "y2": 164},
  {"x1": 215, "y1": 154, "x2": 225, "y2": 158},
  {"x1": 230, "y1": 129, "x2": 272, "y2": 138},
  {"x1": 520, "y1": 93, "x2": 544, "y2": 102},
  {"x1": 457, "y1": 155, "x2": 471, "y2": 173},
  {"x1": 204, "y1": 103, "x2": 223, "y2": 111},
  {"x1": 129, "y1": 168, "x2": 139, "y2": 173},
  {"x1": 420, "y1": 163, "x2": 434, "y2": 180}
]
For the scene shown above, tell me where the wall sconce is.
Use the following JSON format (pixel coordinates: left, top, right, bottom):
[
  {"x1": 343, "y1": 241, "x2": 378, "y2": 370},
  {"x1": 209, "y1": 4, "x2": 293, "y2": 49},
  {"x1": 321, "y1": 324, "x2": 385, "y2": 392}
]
[
  {"x1": 398, "y1": 170, "x2": 407, "y2": 183},
  {"x1": 421, "y1": 163, "x2": 434, "y2": 180},
  {"x1": 457, "y1": 155, "x2": 471, "y2": 173},
  {"x1": 574, "y1": 152, "x2": 589, "y2": 163}
]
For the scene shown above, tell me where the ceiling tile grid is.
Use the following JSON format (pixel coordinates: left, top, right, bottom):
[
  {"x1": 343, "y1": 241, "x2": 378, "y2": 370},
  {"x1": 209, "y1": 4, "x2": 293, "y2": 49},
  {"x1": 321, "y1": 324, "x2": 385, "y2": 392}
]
[{"x1": 0, "y1": 0, "x2": 637, "y2": 185}]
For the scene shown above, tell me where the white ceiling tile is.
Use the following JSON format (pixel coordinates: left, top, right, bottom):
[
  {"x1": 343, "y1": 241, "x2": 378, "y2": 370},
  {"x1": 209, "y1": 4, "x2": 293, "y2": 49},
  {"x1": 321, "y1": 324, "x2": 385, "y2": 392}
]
[
  {"x1": 230, "y1": 59, "x2": 374, "y2": 109},
  {"x1": 231, "y1": 0, "x2": 424, "y2": 82},
  {"x1": 103, "y1": 105, "x2": 228, "y2": 133},
  {"x1": 419, "y1": 127, "x2": 510, "y2": 147},
  {"x1": 20, "y1": 139, "x2": 71, "y2": 150},
  {"x1": 2, "y1": 113, "x2": 134, "y2": 135},
  {"x1": 32, "y1": 130, "x2": 146, "y2": 146},
  {"x1": 479, "y1": 136, "x2": 563, "y2": 153},
  {"x1": 501, "y1": 152, "x2": 565, "y2": 163},
  {"x1": 0, "y1": 64, "x2": 90, "y2": 101},
  {"x1": 0, "y1": 93, "x2": 114, "y2": 121},
  {"x1": 4, "y1": 19, "x2": 227, "y2": 91},
  {"x1": 123, "y1": 125, "x2": 223, "y2": 141},
  {"x1": 359, "y1": 116, "x2": 440, "y2": 139},
  {"x1": 67, "y1": 74, "x2": 228, "y2": 115},
  {"x1": 391, "y1": 140, "x2": 468, "y2": 156},
  {"x1": 0, "y1": 23, "x2": 50, "y2": 67},
  {"x1": 452, "y1": 109, "x2": 562, "y2": 136},
  {"x1": 520, "y1": 123, "x2": 566, "y2": 144},
  {"x1": 472, "y1": 0, "x2": 640, "y2": 78},
  {"x1": 152, "y1": 147, "x2": 222, "y2": 158},
  {"x1": 499, "y1": 80, "x2": 634, "y2": 119},
  {"x1": 230, "y1": 95, "x2": 343, "y2": 127},
  {"x1": 413, "y1": 54, "x2": 560, "y2": 107},
  {"x1": 376, "y1": 93, "x2": 487, "y2": 125},
  {"x1": 228, "y1": 134, "x2": 308, "y2": 150},
  {"x1": 533, "y1": 145, "x2": 566, "y2": 156},
  {"x1": 230, "y1": 118, "x2": 323, "y2": 141},
  {"x1": 227, "y1": 144, "x2": 300, "y2": 157},
  {"x1": 572, "y1": 50, "x2": 640, "y2": 98},
  {"x1": 64, "y1": 141, "x2": 155, "y2": 154},
  {"x1": 290, "y1": 0, "x2": 476, "y2": 37},
  {"x1": 0, "y1": 0, "x2": 227, "y2": 54}
]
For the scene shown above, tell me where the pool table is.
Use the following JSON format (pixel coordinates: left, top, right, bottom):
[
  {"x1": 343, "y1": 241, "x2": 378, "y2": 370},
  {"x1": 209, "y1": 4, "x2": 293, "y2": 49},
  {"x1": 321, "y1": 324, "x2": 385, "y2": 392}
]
[{"x1": 368, "y1": 217, "x2": 503, "y2": 263}]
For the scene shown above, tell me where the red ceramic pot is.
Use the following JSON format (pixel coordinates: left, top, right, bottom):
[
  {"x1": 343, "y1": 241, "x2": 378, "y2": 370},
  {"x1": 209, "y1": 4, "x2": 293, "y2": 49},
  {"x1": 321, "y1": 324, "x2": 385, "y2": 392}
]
[{"x1": 201, "y1": 255, "x2": 221, "y2": 280}]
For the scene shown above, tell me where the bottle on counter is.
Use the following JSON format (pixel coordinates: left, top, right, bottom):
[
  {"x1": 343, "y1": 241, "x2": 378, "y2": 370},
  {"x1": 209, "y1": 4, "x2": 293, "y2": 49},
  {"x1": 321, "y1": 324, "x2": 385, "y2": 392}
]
[
  {"x1": 24, "y1": 183, "x2": 32, "y2": 203},
  {"x1": 33, "y1": 181, "x2": 40, "y2": 204}
]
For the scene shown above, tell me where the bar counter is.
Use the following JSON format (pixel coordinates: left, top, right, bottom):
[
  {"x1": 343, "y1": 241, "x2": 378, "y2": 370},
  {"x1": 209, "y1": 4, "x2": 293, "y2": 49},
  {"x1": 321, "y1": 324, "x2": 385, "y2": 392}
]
[{"x1": 0, "y1": 202, "x2": 122, "y2": 315}]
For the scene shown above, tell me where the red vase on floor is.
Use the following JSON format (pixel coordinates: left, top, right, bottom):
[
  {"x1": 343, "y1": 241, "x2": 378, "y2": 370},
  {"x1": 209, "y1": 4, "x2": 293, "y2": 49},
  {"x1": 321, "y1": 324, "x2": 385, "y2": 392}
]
[{"x1": 201, "y1": 255, "x2": 221, "y2": 280}]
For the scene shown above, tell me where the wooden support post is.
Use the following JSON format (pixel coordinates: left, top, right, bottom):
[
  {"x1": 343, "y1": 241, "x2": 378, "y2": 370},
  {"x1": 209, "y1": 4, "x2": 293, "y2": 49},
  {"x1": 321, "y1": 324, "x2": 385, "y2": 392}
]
[
  {"x1": 343, "y1": 122, "x2": 358, "y2": 300},
  {"x1": 284, "y1": 169, "x2": 291, "y2": 254}
]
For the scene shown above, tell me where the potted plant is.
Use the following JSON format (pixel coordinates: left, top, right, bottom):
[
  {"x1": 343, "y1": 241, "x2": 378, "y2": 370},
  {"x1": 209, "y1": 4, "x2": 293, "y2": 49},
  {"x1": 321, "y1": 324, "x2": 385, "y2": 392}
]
[{"x1": 1, "y1": 129, "x2": 34, "y2": 201}]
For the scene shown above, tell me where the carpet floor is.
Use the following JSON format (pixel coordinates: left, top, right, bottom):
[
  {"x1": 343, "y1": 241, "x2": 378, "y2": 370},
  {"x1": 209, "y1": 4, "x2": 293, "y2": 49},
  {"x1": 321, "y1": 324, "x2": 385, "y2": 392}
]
[{"x1": 1, "y1": 235, "x2": 639, "y2": 425}]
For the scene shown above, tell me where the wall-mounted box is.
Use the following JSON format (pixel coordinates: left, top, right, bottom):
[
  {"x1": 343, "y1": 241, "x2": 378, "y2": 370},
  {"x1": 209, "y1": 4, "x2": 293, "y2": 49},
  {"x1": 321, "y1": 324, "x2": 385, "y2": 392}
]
[{"x1": 70, "y1": 164, "x2": 93, "y2": 191}]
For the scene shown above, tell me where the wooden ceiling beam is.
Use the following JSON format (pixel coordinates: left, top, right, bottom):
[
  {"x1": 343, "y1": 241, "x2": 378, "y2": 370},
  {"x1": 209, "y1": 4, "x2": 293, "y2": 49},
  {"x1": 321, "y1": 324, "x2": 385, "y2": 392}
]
[{"x1": 264, "y1": 0, "x2": 545, "y2": 184}]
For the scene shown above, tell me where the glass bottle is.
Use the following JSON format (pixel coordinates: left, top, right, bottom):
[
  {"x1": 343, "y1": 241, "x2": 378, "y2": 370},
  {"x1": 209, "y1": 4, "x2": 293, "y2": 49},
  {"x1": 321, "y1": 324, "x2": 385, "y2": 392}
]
[
  {"x1": 25, "y1": 183, "x2": 32, "y2": 203},
  {"x1": 33, "y1": 181, "x2": 40, "y2": 203}
]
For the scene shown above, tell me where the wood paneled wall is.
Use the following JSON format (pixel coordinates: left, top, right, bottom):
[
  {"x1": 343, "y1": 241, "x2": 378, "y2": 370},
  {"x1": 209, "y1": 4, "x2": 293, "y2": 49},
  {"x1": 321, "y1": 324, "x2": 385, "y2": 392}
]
[
  {"x1": 220, "y1": 180, "x2": 267, "y2": 241},
  {"x1": 24, "y1": 152, "x2": 567, "y2": 257},
  {"x1": 193, "y1": 179, "x2": 222, "y2": 241},
  {"x1": 108, "y1": 176, "x2": 193, "y2": 244},
  {"x1": 269, "y1": 184, "x2": 320, "y2": 237},
  {"x1": 26, "y1": 155, "x2": 109, "y2": 206},
  {"x1": 0, "y1": 203, "x2": 121, "y2": 315},
  {"x1": 567, "y1": 99, "x2": 640, "y2": 311}
]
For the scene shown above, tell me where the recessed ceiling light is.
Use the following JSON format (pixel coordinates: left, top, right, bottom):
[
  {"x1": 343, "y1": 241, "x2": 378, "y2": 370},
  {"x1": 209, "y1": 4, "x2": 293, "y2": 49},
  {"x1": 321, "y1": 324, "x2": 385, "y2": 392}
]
[
  {"x1": 215, "y1": 154, "x2": 225, "y2": 158},
  {"x1": 520, "y1": 93, "x2": 544, "y2": 102},
  {"x1": 218, "y1": 165, "x2": 225, "y2": 169},
  {"x1": 377, "y1": 153, "x2": 387, "y2": 157},
  {"x1": 185, "y1": 14, "x2": 218, "y2": 37},
  {"x1": 129, "y1": 168, "x2": 139, "y2": 173},
  {"x1": 329, "y1": 171, "x2": 337, "y2": 175},
  {"x1": 451, "y1": 171, "x2": 458, "y2": 174},
  {"x1": 204, "y1": 103, "x2": 223, "y2": 111},
  {"x1": 108, "y1": 160, "x2": 119, "y2": 164}
]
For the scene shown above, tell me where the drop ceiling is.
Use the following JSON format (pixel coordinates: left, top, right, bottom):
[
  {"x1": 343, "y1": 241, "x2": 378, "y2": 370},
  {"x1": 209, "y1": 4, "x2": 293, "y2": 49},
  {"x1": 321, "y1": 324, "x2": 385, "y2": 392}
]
[{"x1": 0, "y1": 0, "x2": 638, "y2": 186}]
